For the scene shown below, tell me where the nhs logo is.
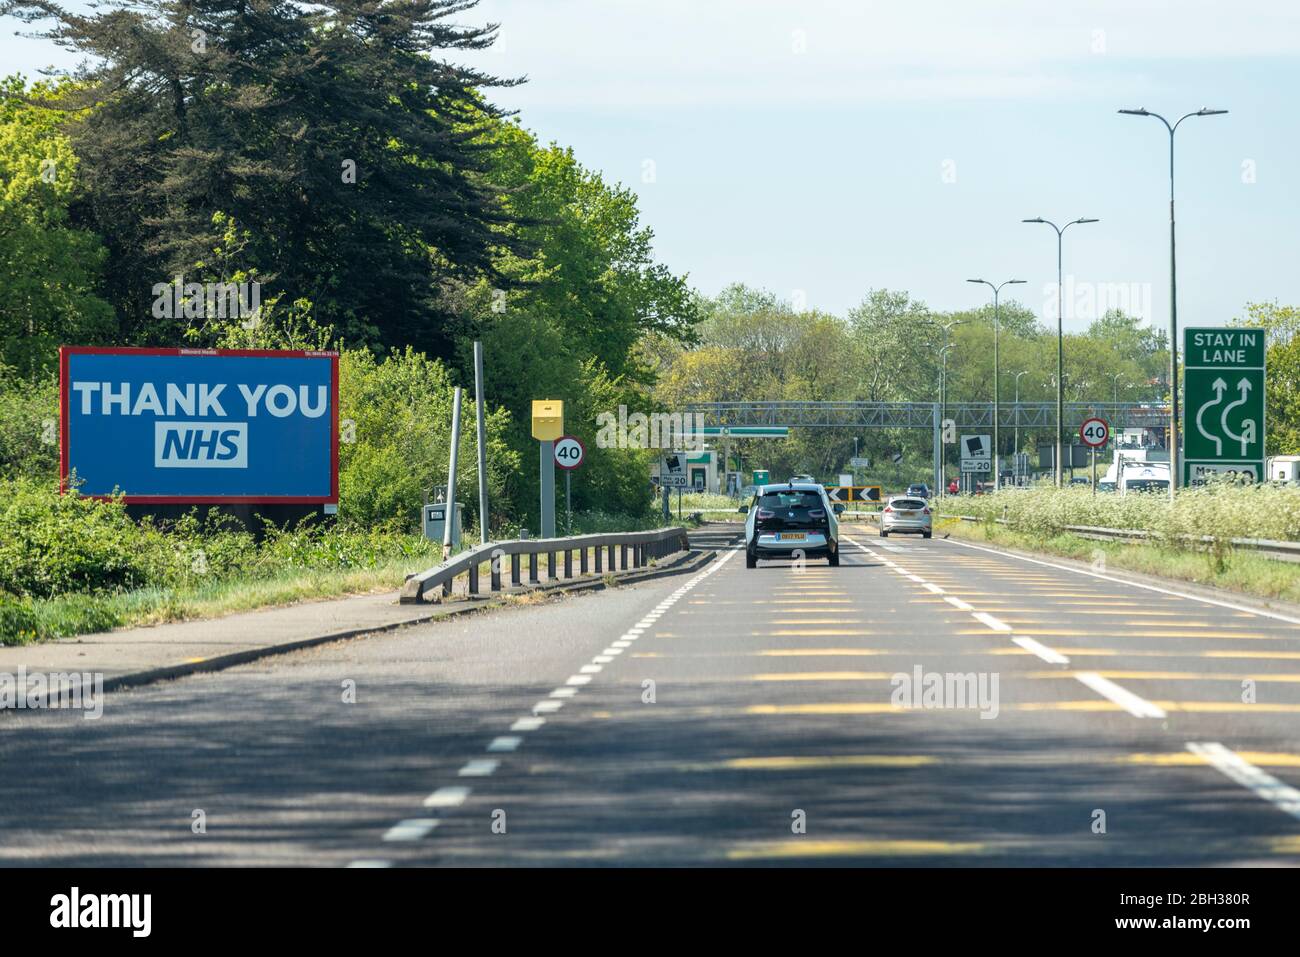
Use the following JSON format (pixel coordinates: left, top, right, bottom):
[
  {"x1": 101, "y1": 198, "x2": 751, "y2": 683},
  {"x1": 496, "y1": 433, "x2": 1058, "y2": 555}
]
[{"x1": 154, "y1": 421, "x2": 248, "y2": 469}]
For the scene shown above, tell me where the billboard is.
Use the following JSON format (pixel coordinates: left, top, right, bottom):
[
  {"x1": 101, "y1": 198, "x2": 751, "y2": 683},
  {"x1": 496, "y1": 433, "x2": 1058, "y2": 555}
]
[{"x1": 60, "y1": 347, "x2": 339, "y2": 504}]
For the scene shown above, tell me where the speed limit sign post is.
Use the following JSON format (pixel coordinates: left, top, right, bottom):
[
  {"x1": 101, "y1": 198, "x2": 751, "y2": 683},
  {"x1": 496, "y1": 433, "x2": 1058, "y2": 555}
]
[
  {"x1": 1079, "y1": 417, "x2": 1109, "y2": 495},
  {"x1": 553, "y1": 436, "x2": 585, "y2": 533}
]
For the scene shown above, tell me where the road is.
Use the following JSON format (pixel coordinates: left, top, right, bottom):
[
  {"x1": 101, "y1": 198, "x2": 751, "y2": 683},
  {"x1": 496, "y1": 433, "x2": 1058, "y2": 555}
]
[{"x1": 3, "y1": 524, "x2": 1300, "y2": 866}]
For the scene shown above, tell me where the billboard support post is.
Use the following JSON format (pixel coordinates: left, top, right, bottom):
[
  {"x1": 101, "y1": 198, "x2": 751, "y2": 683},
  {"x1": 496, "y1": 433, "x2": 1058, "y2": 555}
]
[{"x1": 443, "y1": 387, "x2": 463, "y2": 562}]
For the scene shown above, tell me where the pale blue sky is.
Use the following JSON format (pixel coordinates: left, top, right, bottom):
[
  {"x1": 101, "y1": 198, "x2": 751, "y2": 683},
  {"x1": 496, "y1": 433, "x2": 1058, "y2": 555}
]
[{"x1": 6, "y1": 0, "x2": 1298, "y2": 330}]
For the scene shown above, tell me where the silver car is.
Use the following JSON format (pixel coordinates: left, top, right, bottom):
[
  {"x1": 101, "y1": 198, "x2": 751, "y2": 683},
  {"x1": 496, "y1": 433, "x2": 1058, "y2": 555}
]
[{"x1": 880, "y1": 495, "x2": 932, "y2": 538}]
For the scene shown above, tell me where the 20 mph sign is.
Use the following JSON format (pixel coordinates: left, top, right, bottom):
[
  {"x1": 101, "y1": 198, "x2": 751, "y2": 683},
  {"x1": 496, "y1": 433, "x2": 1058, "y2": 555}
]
[
  {"x1": 1079, "y1": 417, "x2": 1109, "y2": 449},
  {"x1": 553, "y1": 435, "x2": 585, "y2": 470}
]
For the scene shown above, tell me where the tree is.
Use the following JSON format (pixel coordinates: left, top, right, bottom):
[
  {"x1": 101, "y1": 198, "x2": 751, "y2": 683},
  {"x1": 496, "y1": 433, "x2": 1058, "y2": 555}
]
[
  {"x1": 0, "y1": 75, "x2": 115, "y2": 376},
  {"x1": 3, "y1": 0, "x2": 530, "y2": 355},
  {"x1": 1234, "y1": 301, "x2": 1300, "y2": 455}
]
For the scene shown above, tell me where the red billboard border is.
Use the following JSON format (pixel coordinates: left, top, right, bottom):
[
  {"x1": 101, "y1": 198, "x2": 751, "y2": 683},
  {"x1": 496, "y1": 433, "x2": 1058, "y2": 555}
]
[{"x1": 59, "y1": 346, "x2": 340, "y2": 505}]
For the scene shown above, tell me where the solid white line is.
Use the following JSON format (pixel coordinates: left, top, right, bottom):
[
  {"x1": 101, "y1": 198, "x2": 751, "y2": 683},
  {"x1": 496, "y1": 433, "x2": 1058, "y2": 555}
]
[
  {"x1": 943, "y1": 537, "x2": 1300, "y2": 625},
  {"x1": 1074, "y1": 672, "x2": 1166, "y2": 718},
  {"x1": 487, "y1": 736, "x2": 522, "y2": 752},
  {"x1": 924, "y1": 582, "x2": 946, "y2": 595},
  {"x1": 511, "y1": 716, "x2": 545, "y2": 732},
  {"x1": 347, "y1": 860, "x2": 392, "y2": 868},
  {"x1": 971, "y1": 611, "x2": 1011, "y2": 632},
  {"x1": 458, "y1": 759, "x2": 499, "y2": 777},
  {"x1": 423, "y1": 786, "x2": 471, "y2": 808},
  {"x1": 383, "y1": 818, "x2": 440, "y2": 841},
  {"x1": 1187, "y1": 742, "x2": 1300, "y2": 820},
  {"x1": 944, "y1": 595, "x2": 974, "y2": 611},
  {"x1": 1012, "y1": 636, "x2": 1070, "y2": 665}
]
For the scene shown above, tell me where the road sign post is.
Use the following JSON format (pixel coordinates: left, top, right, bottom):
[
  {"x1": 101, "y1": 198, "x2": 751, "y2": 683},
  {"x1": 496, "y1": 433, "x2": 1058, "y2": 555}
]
[
  {"x1": 1079, "y1": 417, "x2": 1109, "y2": 497},
  {"x1": 553, "y1": 436, "x2": 584, "y2": 535},
  {"x1": 1183, "y1": 328, "x2": 1265, "y2": 485}
]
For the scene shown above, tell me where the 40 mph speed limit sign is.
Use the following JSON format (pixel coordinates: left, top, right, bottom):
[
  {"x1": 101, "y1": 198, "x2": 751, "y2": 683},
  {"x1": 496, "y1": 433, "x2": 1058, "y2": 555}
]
[
  {"x1": 553, "y1": 435, "x2": 585, "y2": 470},
  {"x1": 1079, "y1": 417, "x2": 1109, "y2": 448}
]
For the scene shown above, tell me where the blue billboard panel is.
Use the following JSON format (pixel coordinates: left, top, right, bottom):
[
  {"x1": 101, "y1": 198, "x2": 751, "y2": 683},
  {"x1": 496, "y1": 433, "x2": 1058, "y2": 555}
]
[{"x1": 60, "y1": 348, "x2": 339, "y2": 503}]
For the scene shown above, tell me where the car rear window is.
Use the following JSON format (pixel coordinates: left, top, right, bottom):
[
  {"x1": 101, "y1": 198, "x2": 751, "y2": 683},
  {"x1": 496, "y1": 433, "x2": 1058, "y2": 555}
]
[
  {"x1": 892, "y1": 498, "x2": 926, "y2": 509},
  {"x1": 757, "y1": 490, "x2": 823, "y2": 509}
]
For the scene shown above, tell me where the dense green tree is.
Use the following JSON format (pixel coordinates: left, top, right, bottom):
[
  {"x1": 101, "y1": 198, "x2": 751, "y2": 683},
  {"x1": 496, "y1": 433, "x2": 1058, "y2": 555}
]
[
  {"x1": 2, "y1": 0, "x2": 530, "y2": 355},
  {"x1": 0, "y1": 76, "x2": 115, "y2": 376}
]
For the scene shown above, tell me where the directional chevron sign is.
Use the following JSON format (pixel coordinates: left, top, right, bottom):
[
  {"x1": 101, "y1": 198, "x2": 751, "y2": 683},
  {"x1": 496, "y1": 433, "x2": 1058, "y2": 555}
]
[{"x1": 1183, "y1": 327, "x2": 1265, "y2": 485}]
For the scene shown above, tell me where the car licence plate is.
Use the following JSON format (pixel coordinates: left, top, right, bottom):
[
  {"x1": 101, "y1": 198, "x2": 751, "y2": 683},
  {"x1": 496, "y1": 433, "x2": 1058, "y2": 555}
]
[
  {"x1": 898, "y1": 510, "x2": 914, "y2": 516},
  {"x1": 776, "y1": 532, "x2": 806, "y2": 541}
]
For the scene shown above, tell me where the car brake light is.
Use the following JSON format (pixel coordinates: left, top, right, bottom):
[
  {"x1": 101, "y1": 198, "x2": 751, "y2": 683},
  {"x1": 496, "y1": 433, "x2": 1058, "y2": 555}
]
[
  {"x1": 883, "y1": 506, "x2": 893, "y2": 513},
  {"x1": 922, "y1": 507, "x2": 931, "y2": 515}
]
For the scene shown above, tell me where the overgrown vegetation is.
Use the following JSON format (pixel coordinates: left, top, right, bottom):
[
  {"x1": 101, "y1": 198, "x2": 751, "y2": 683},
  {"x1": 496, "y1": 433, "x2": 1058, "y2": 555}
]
[{"x1": 937, "y1": 483, "x2": 1300, "y2": 543}]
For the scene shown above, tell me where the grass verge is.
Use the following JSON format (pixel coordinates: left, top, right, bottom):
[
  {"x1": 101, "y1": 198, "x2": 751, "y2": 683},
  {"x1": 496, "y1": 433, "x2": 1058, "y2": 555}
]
[
  {"x1": 3, "y1": 557, "x2": 432, "y2": 646},
  {"x1": 941, "y1": 518, "x2": 1300, "y2": 606}
]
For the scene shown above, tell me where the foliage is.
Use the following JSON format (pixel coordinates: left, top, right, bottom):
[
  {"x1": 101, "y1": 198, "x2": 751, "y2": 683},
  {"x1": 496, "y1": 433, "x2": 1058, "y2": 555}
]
[
  {"x1": 0, "y1": 370, "x2": 58, "y2": 480},
  {"x1": 2, "y1": 0, "x2": 530, "y2": 355},
  {"x1": 940, "y1": 483, "x2": 1300, "y2": 544},
  {"x1": 0, "y1": 75, "x2": 116, "y2": 376}
]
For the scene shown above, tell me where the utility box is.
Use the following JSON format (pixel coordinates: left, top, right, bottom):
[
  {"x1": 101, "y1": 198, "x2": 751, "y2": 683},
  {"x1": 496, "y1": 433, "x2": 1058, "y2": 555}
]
[
  {"x1": 1269, "y1": 456, "x2": 1300, "y2": 483},
  {"x1": 423, "y1": 502, "x2": 464, "y2": 546}
]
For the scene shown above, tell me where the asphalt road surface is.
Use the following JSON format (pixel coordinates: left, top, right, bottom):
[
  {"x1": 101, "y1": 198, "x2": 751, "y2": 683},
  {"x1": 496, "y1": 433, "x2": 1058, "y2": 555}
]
[{"x1": 4, "y1": 525, "x2": 1300, "y2": 866}]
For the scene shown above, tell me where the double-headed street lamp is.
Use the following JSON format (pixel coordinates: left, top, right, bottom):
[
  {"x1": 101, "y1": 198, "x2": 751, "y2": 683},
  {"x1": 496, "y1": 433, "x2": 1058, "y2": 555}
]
[
  {"x1": 1022, "y1": 216, "x2": 1098, "y2": 487},
  {"x1": 1108, "y1": 372, "x2": 1127, "y2": 405},
  {"x1": 1118, "y1": 106, "x2": 1227, "y2": 500},
  {"x1": 1008, "y1": 369, "x2": 1029, "y2": 475},
  {"x1": 967, "y1": 278, "x2": 1025, "y2": 490}
]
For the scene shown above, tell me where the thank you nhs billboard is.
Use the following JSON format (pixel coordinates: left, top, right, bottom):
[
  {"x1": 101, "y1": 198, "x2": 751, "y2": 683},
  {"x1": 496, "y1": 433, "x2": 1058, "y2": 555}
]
[{"x1": 60, "y1": 347, "x2": 339, "y2": 503}]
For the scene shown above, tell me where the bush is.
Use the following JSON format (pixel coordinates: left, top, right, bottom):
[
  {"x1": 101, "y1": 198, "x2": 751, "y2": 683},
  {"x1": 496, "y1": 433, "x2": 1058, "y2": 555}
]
[{"x1": 0, "y1": 478, "x2": 154, "y2": 597}]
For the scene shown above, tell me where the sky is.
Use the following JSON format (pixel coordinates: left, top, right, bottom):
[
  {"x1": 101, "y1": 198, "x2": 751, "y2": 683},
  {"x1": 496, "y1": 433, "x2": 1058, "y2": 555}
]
[{"x1": 5, "y1": 0, "x2": 1298, "y2": 332}]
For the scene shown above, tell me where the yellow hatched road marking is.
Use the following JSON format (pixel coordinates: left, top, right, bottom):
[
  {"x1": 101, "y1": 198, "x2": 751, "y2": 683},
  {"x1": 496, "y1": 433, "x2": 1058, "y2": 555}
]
[
  {"x1": 1122, "y1": 752, "x2": 1300, "y2": 767},
  {"x1": 687, "y1": 754, "x2": 938, "y2": 771},
  {"x1": 727, "y1": 839, "x2": 983, "y2": 860}
]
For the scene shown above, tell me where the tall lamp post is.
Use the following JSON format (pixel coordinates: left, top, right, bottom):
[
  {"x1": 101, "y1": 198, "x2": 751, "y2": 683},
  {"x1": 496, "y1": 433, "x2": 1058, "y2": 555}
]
[
  {"x1": 967, "y1": 278, "x2": 1025, "y2": 490},
  {"x1": 1023, "y1": 216, "x2": 1098, "y2": 487},
  {"x1": 1013, "y1": 370, "x2": 1029, "y2": 476},
  {"x1": 1118, "y1": 106, "x2": 1227, "y2": 501},
  {"x1": 1108, "y1": 372, "x2": 1127, "y2": 405},
  {"x1": 939, "y1": 342, "x2": 956, "y2": 493}
]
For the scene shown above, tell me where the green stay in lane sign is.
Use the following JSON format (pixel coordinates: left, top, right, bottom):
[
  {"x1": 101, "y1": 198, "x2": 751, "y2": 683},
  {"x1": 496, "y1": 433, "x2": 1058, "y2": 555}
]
[{"x1": 1183, "y1": 327, "x2": 1266, "y2": 485}]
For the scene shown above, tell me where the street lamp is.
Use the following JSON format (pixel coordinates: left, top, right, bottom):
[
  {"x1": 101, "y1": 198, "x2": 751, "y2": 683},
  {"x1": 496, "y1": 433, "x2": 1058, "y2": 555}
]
[
  {"x1": 1108, "y1": 372, "x2": 1127, "y2": 404},
  {"x1": 968, "y1": 278, "x2": 1026, "y2": 490},
  {"x1": 939, "y1": 342, "x2": 957, "y2": 493},
  {"x1": 1013, "y1": 370, "x2": 1030, "y2": 478},
  {"x1": 1023, "y1": 216, "x2": 1099, "y2": 487},
  {"x1": 1118, "y1": 106, "x2": 1227, "y2": 500}
]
